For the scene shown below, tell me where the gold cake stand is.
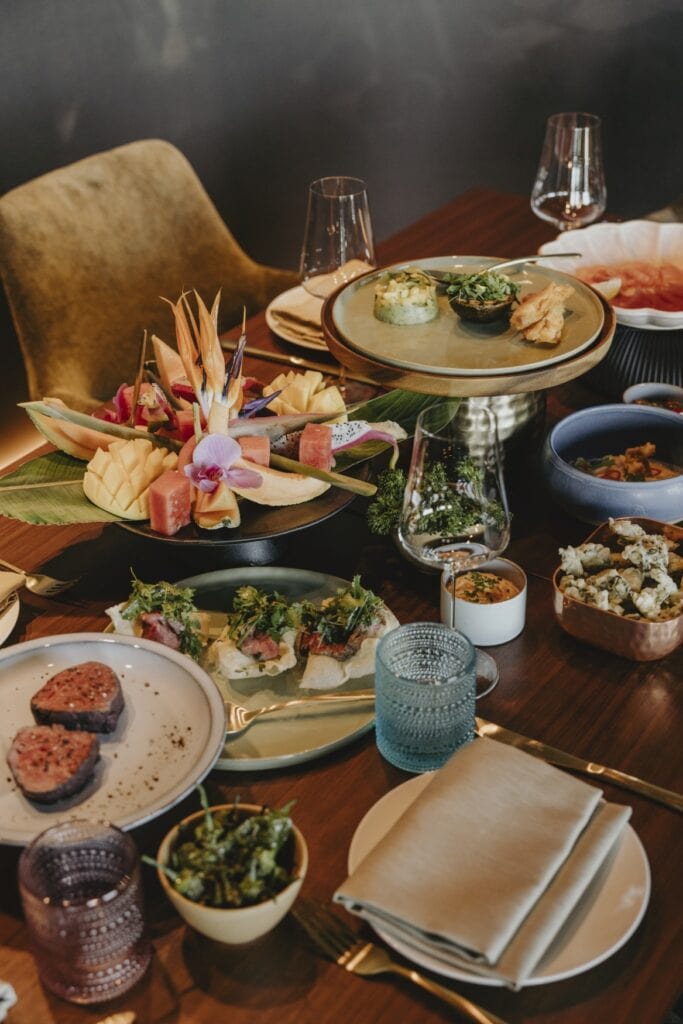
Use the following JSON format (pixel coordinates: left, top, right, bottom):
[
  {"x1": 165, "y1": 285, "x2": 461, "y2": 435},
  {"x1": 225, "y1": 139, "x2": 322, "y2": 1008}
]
[{"x1": 322, "y1": 291, "x2": 616, "y2": 398}]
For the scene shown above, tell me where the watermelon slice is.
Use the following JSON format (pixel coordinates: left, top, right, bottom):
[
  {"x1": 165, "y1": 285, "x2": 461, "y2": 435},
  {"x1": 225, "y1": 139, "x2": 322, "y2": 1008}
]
[
  {"x1": 299, "y1": 423, "x2": 333, "y2": 471},
  {"x1": 238, "y1": 435, "x2": 270, "y2": 467},
  {"x1": 149, "y1": 470, "x2": 192, "y2": 536}
]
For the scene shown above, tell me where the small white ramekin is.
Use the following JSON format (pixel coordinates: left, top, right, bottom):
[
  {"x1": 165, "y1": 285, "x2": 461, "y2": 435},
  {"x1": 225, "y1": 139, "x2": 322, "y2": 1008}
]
[{"x1": 440, "y1": 558, "x2": 527, "y2": 647}]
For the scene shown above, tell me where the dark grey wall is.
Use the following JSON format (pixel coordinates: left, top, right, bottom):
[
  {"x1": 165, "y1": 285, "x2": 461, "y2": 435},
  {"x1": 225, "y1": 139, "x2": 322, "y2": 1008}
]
[
  {"x1": 3, "y1": 0, "x2": 682, "y2": 268},
  {"x1": 1, "y1": 0, "x2": 681, "y2": 457}
]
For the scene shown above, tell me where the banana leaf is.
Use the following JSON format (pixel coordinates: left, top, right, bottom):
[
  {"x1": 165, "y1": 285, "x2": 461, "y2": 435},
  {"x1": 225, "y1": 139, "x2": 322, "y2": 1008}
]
[
  {"x1": 1, "y1": 390, "x2": 454, "y2": 526},
  {"x1": 0, "y1": 452, "x2": 122, "y2": 525}
]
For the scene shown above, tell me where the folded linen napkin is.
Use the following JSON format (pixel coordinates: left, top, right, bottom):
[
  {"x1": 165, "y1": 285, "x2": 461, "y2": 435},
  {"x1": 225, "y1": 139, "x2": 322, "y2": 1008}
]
[
  {"x1": 0, "y1": 571, "x2": 24, "y2": 606},
  {"x1": 335, "y1": 736, "x2": 631, "y2": 989},
  {"x1": 270, "y1": 288, "x2": 324, "y2": 331}
]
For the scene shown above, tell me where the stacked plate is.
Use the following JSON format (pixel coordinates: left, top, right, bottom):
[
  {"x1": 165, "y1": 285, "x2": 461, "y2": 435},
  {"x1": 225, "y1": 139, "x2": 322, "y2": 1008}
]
[{"x1": 265, "y1": 286, "x2": 327, "y2": 351}]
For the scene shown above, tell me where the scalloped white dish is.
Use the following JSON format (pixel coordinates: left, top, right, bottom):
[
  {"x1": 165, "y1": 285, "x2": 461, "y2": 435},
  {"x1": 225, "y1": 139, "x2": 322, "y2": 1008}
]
[{"x1": 539, "y1": 221, "x2": 683, "y2": 331}]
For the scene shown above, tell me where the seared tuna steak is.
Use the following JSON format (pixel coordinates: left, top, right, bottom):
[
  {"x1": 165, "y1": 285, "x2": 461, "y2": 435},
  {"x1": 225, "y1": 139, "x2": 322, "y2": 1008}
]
[
  {"x1": 8, "y1": 724, "x2": 100, "y2": 804},
  {"x1": 31, "y1": 661, "x2": 124, "y2": 733}
]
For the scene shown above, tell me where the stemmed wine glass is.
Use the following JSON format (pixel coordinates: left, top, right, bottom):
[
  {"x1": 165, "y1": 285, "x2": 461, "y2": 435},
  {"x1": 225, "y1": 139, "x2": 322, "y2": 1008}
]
[
  {"x1": 531, "y1": 112, "x2": 607, "y2": 232},
  {"x1": 397, "y1": 401, "x2": 511, "y2": 691},
  {"x1": 299, "y1": 176, "x2": 376, "y2": 299}
]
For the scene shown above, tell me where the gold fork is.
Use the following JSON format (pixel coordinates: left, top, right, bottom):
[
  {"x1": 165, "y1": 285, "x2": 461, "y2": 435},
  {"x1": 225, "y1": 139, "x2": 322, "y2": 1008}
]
[
  {"x1": 0, "y1": 557, "x2": 80, "y2": 597},
  {"x1": 294, "y1": 902, "x2": 508, "y2": 1024}
]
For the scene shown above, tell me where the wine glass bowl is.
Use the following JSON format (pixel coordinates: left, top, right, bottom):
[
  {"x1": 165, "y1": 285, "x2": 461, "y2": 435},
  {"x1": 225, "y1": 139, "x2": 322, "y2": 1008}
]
[
  {"x1": 531, "y1": 112, "x2": 607, "y2": 232},
  {"x1": 397, "y1": 402, "x2": 511, "y2": 576},
  {"x1": 299, "y1": 176, "x2": 376, "y2": 298}
]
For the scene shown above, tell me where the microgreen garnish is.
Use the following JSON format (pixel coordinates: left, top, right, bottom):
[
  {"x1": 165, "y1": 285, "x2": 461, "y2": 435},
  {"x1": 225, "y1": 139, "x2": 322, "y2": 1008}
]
[
  {"x1": 227, "y1": 586, "x2": 296, "y2": 646},
  {"x1": 122, "y1": 574, "x2": 203, "y2": 659},
  {"x1": 299, "y1": 576, "x2": 383, "y2": 645},
  {"x1": 445, "y1": 271, "x2": 520, "y2": 304}
]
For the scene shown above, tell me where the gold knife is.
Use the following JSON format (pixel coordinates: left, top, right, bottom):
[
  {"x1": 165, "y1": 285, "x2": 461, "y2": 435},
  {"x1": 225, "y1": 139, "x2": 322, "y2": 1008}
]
[
  {"x1": 220, "y1": 338, "x2": 378, "y2": 387},
  {"x1": 475, "y1": 718, "x2": 683, "y2": 813}
]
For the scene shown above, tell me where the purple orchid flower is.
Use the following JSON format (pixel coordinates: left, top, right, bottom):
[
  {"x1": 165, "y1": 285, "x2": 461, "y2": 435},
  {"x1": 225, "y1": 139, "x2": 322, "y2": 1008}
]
[{"x1": 184, "y1": 434, "x2": 262, "y2": 493}]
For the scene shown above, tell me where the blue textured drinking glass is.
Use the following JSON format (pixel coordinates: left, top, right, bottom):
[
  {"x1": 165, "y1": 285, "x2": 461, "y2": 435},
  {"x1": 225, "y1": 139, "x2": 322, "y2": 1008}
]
[{"x1": 375, "y1": 622, "x2": 476, "y2": 773}]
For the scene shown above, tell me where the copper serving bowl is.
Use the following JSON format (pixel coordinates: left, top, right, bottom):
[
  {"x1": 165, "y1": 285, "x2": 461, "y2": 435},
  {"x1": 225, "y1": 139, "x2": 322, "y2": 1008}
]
[{"x1": 552, "y1": 517, "x2": 683, "y2": 661}]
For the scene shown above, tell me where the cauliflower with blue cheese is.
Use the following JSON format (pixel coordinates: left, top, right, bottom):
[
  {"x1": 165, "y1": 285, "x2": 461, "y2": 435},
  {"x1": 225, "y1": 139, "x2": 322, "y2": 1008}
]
[{"x1": 558, "y1": 520, "x2": 682, "y2": 622}]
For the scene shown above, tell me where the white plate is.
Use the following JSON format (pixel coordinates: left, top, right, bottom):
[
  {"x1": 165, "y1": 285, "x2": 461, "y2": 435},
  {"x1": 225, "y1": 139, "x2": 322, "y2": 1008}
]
[
  {"x1": 348, "y1": 772, "x2": 650, "y2": 988},
  {"x1": 265, "y1": 285, "x2": 328, "y2": 351},
  {"x1": 539, "y1": 221, "x2": 683, "y2": 331},
  {"x1": 0, "y1": 595, "x2": 20, "y2": 646},
  {"x1": 0, "y1": 633, "x2": 226, "y2": 845},
  {"x1": 330, "y1": 258, "x2": 604, "y2": 376},
  {"x1": 176, "y1": 567, "x2": 377, "y2": 771}
]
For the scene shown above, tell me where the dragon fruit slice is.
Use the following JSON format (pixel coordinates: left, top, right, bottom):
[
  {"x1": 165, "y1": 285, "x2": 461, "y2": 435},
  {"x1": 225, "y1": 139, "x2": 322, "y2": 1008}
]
[{"x1": 272, "y1": 420, "x2": 406, "y2": 465}]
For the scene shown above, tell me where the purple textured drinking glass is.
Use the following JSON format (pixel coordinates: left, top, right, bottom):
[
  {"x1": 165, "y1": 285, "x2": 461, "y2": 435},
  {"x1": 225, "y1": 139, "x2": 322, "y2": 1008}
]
[{"x1": 18, "y1": 820, "x2": 150, "y2": 1004}]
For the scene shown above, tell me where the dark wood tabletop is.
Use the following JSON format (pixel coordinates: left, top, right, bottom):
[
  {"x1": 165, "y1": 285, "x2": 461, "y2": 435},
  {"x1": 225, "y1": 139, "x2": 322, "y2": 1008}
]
[{"x1": 0, "y1": 189, "x2": 681, "y2": 1024}]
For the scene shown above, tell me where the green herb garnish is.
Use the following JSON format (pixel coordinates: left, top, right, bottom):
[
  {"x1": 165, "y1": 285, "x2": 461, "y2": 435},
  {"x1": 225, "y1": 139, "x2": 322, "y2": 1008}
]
[
  {"x1": 300, "y1": 576, "x2": 383, "y2": 646},
  {"x1": 367, "y1": 463, "x2": 506, "y2": 537},
  {"x1": 226, "y1": 586, "x2": 295, "y2": 646},
  {"x1": 123, "y1": 574, "x2": 202, "y2": 659},
  {"x1": 143, "y1": 785, "x2": 296, "y2": 908},
  {"x1": 445, "y1": 270, "x2": 520, "y2": 304}
]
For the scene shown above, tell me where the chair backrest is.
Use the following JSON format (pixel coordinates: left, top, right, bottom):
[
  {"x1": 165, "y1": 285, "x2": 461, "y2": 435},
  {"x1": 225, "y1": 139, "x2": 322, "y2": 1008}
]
[{"x1": 0, "y1": 139, "x2": 296, "y2": 408}]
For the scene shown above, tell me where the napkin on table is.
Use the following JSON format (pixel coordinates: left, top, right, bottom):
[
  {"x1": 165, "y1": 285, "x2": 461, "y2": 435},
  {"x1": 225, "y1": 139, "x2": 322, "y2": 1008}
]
[
  {"x1": 335, "y1": 736, "x2": 631, "y2": 989},
  {"x1": 270, "y1": 288, "x2": 324, "y2": 335},
  {"x1": 0, "y1": 571, "x2": 24, "y2": 606}
]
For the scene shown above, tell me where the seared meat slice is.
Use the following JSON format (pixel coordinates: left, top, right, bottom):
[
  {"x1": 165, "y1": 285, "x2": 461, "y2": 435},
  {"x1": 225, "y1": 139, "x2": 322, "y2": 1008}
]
[
  {"x1": 140, "y1": 611, "x2": 181, "y2": 650},
  {"x1": 240, "y1": 632, "x2": 280, "y2": 661},
  {"x1": 31, "y1": 661, "x2": 124, "y2": 733},
  {"x1": 8, "y1": 724, "x2": 100, "y2": 804}
]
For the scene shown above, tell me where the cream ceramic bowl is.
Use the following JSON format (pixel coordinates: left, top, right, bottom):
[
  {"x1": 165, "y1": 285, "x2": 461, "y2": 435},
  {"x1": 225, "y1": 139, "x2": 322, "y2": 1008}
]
[
  {"x1": 156, "y1": 803, "x2": 308, "y2": 944},
  {"x1": 440, "y1": 558, "x2": 527, "y2": 646}
]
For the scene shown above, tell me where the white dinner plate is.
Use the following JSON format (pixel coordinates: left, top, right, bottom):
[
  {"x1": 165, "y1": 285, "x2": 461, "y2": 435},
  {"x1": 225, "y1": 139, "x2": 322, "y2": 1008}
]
[
  {"x1": 0, "y1": 633, "x2": 226, "y2": 845},
  {"x1": 176, "y1": 567, "x2": 378, "y2": 771},
  {"x1": 265, "y1": 285, "x2": 328, "y2": 351},
  {"x1": 539, "y1": 221, "x2": 683, "y2": 331},
  {"x1": 0, "y1": 595, "x2": 20, "y2": 646},
  {"x1": 330, "y1": 258, "x2": 604, "y2": 377},
  {"x1": 348, "y1": 771, "x2": 650, "y2": 987}
]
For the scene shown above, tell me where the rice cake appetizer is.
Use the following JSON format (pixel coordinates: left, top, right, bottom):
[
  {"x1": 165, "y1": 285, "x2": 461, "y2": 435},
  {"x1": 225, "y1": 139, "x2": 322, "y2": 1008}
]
[
  {"x1": 210, "y1": 586, "x2": 298, "y2": 680},
  {"x1": 373, "y1": 269, "x2": 439, "y2": 325}
]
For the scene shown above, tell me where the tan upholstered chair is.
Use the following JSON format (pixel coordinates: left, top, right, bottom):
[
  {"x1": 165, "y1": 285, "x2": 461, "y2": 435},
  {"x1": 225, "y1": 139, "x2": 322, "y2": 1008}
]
[{"x1": 0, "y1": 139, "x2": 298, "y2": 409}]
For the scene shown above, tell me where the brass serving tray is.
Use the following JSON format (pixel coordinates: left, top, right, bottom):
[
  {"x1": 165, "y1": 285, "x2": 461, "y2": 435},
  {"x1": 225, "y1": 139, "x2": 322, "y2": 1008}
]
[{"x1": 323, "y1": 278, "x2": 616, "y2": 398}]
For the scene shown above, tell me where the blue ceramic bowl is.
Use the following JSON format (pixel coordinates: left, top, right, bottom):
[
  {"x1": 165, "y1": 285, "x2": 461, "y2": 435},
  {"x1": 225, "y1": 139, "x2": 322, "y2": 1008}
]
[
  {"x1": 623, "y1": 382, "x2": 683, "y2": 423},
  {"x1": 542, "y1": 405, "x2": 683, "y2": 524}
]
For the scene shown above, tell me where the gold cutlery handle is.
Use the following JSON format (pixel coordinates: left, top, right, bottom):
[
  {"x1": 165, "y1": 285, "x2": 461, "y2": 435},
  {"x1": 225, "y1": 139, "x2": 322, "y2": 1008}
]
[
  {"x1": 255, "y1": 690, "x2": 375, "y2": 721},
  {"x1": 390, "y1": 962, "x2": 508, "y2": 1024},
  {"x1": 584, "y1": 764, "x2": 683, "y2": 813},
  {"x1": 476, "y1": 718, "x2": 683, "y2": 813}
]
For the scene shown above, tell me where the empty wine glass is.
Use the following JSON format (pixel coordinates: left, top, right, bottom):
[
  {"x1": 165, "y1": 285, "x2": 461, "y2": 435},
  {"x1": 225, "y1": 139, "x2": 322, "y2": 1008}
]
[
  {"x1": 397, "y1": 402, "x2": 511, "y2": 691},
  {"x1": 531, "y1": 112, "x2": 607, "y2": 232},
  {"x1": 299, "y1": 176, "x2": 376, "y2": 299}
]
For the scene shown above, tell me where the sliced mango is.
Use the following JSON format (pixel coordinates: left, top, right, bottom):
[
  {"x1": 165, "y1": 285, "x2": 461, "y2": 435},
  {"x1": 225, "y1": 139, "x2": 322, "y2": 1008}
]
[
  {"x1": 263, "y1": 371, "x2": 345, "y2": 418},
  {"x1": 83, "y1": 438, "x2": 178, "y2": 520}
]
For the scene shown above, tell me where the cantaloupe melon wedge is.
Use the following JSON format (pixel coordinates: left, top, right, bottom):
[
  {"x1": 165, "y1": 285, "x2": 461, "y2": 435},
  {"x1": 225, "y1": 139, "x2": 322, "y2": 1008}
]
[
  {"x1": 26, "y1": 401, "x2": 120, "y2": 461},
  {"x1": 228, "y1": 457, "x2": 329, "y2": 506},
  {"x1": 193, "y1": 483, "x2": 241, "y2": 529}
]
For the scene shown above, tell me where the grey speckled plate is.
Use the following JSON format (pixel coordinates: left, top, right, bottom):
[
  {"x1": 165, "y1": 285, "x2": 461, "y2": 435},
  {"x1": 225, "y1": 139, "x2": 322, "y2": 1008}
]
[
  {"x1": 331, "y1": 257, "x2": 604, "y2": 376},
  {"x1": 0, "y1": 634, "x2": 226, "y2": 845},
  {"x1": 177, "y1": 567, "x2": 377, "y2": 771}
]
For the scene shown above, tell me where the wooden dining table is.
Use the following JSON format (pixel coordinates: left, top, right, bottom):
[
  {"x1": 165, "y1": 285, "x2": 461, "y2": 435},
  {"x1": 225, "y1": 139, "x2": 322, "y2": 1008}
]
[{"x1": 0, "y1": 188, "x2": 681, "y2": 1024}]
